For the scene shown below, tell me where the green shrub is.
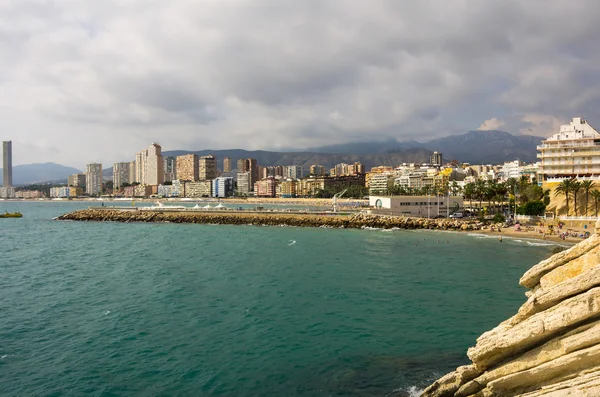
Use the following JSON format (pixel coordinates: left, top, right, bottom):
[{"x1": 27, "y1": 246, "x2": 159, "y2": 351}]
[
  {"x1": 517, "y1": 200, "x2": 546, "y2": 216},
  {"x1": 492, "y1": 213, "x2": 505, "y2": 223}
]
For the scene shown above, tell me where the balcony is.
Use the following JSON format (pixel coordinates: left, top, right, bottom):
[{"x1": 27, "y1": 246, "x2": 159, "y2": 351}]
[{"x1": 537, "y1": 142, "x2": 600, "y2": 150}]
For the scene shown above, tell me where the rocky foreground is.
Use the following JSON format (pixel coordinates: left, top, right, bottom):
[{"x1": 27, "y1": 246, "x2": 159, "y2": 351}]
[
  {"x1": 56, "y1": 208, "x2": 485, "y2": 230},
  {"x1": 421, "y1": 221, "x2": 600, "y2": 396}
]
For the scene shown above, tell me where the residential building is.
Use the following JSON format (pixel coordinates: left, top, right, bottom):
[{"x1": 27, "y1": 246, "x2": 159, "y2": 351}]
[
  {"x1": 199, "y1": 155, "x2": 217, "y2": 180},
  {"x1": 369, "y1": 173, "x2": 394, "y2": 195},
  {"x1": 2, "y1": 140, "x2": 12, "y2": 187},
  {"x1": 223, "y1": 157, "x2": 232, "y2": 173},
  {"x1": 135, "y1": 143, "x2": 164, "y2": 185},
  {"x1": 113, "y1": 162, "x2": 133, "y2": 189},
  {"x1": 15, "y1": 190, "x2": 46, "y2": 199},
  {"x1": 177, "y1": 154, "x2": 199, "y2": 181},
  {"x1": 237, "y1": 171, "x2": 251, "y2": 195},
  {"x1": 430, "y1": 151, "x2": 443, "y2": 167},
  {"x1": 164, "y1": 156, "x2": 176, "y2": 182},
  {"x1": 85, "y1": 163, "x2": 103, "y2": 195},
  {"x1": 283, "y1": 165, "x2": 304, "y2": 180},
  {"x1": 310, "y1": 164, "x2": 325, "y2": 176},
  {"x1": 499, "y1": 160, "x2": 525, "y2": 182},
  {"x1": 537, "y1": 117, "x2": 600, "y2": 182},
  {"x1": 365, "y1": 166, "x2": 394, "y2": 187},
  {"x1": 171, "y1": 180, "x2": 185, "y2": 197},
  {"x1": 185, "y1": 180, "x2": 212, "y2": 198},
  {"x1": 68, "y1": 173, "x2": 86, "y2": 187},
  {"x1": 237, "y1": 158, "x2": 258, "y2": 189},
  {"x1": 157, "y1": 184, "x2": 173, "y2": 197},
  {"x1": 50, "y1": 186, "x2": 82, "y2": 198},
  {"x1": 369, "y1": 195, "x2": 464, "y2": 218},
  {"x1": 128, "y1": 161, "x2": 136, "y2": 184},
  {"x1": 277, "y1": 179, "x2": 298, "y2": 198},
  {"x1": 254, "y1": 178, "x2": 277, "y2": 197},
  {"x1": 212, "y1": 177, "x2": 234, "y2": 198},
  {"x1": 299, "y1": 175, "x2": 365, "y2": 197},
  {"x1": 0, "y1": 186, "x2": 15, "y2": 198}
]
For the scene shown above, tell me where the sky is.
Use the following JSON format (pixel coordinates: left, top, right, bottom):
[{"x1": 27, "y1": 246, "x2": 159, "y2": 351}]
[{"x1": 2, "y1": 0, "x2": 600, "y2": 168}]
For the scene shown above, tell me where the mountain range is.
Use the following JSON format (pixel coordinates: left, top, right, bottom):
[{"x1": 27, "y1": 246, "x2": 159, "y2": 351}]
[
  {"x1": 0, "y1": 163, "x2": 82, "y2": 186},
  {"x1": 7, "y1": 130, "x2": 544, "y2": 185}
]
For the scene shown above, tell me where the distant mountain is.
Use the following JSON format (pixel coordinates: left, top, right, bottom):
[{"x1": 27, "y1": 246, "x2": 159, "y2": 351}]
[
  {"x1": 423, "y1": 130, "x2": 543, "y2": 164},
  {"x1": 161, "y1": 148, "x2": 432, "y2": 171},
  {"x1": 0, "y1": 162, "x2": 82, "y2": 185},
  {"x1": 305, "y1": 130, "x2": 543, "y2": 164}
]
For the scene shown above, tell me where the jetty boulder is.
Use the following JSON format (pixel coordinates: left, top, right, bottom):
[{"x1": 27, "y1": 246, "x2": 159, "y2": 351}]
[{"x1": 421, "y1": 223, "x2": 600, "y2": 396}]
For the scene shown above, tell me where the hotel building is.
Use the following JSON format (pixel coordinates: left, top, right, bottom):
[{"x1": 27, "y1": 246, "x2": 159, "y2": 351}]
[
  {"x1": 537, "y1": 117, "x2": 600, "y2": 182},
  {"x1": 212, "y1": 177, "x2": 234, "y2": 198},
  {"x1": 164, "y1": 156, "x2": 176, "y2": 182}
]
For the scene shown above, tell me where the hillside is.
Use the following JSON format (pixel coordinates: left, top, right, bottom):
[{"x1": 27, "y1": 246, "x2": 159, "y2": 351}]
[{"x1": 0, "y1": 163, "x2": 82, "y2": 185}]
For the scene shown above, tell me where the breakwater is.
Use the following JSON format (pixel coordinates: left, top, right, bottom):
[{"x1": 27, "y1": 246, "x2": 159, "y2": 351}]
[
  {"x1": 421, "y1": 221, "x2": 600, "y2": 397},
  {"x1": 56, "y1": 208, "x2": 484, "y2": 230}
]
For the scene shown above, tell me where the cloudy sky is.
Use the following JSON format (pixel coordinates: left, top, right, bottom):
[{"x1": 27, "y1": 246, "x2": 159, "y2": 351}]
[{"x1": 2, "y1": 0, "x2": 600, "y2": 167}]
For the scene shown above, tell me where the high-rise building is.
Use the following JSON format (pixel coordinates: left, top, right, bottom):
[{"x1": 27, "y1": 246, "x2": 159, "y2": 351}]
[
  {"x1": 199, "y1": 155, "x2": 217, "y2": 180},
  {"x1": 135, "y1": 143, "x2": 164, "y2": 186},
  {"x1": 68, "y1": 173, "x2": 86, "y2": 187},
  {"x1": 236, "y1": 158, "x2": 258, "y2": 189},
  {"x1": 113, "y1": 162, "x2": 133, "y2": 189},
  {"x1": 128, "y1": 161, "x2": 136, "y2": 184},
  {"x1": 223, "y1": 157, "x2": 232, "y2": 173},
  {"x1": 85, "y1": 163, "x2": 103, "y2": 195},
  {"x1": 430, "y1": 151, "x2": 443, "y2": 167},
  {"x1": 164, "y1": 156, "x2": 176, "y2": 182},
  {"x1": 176, "y1": 154, "x2": 198, "y2": 181},
  {"x1": 2, "y1": 141, "x2": 12, "y2": 187},
  {"x1": 237, "y1": 158, "x2": 248, "y2": 172}
]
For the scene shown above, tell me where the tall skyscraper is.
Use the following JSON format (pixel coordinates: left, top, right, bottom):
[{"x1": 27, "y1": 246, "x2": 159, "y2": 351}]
[
  {"x1": 113, "y1": 162, "x2": 133, "y2": 189},
  {"x1": 176, "y1": 154, "x2": 199, "y2": 181},
  {"x1": 223, "y1": 157, "x2": 232, "y2": 173},
  {"x1": 135, "y1": 143, "x2": 164, "y2": 185},
  {"x1": 86, "y1": 163, "x2": 103, "y2": 195},
  {"x1": 199, "y1": 155, "x2": 217, "y2": 180},
  {"x1": 2, "y1": 141, "x2": 12, "y2": 187},
  {"x1": 237, "y1": 158, "x2": 248, "y2": 172}
]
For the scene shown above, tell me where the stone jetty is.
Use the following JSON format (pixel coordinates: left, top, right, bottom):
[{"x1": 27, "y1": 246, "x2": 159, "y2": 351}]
[
  {"x1": 56, "y1": 208, "x2": 485, "y2": 231},
  {"x1": 421, "y1": 221, "x2": 600, "y2": 396}
]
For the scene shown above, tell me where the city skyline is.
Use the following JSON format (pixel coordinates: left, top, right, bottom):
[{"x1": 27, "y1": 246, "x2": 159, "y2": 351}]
[{"x1": 3, "y1": 2, "x2": 600, "y2": 167}]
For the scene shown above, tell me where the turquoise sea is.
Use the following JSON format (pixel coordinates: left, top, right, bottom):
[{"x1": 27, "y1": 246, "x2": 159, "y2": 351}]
[{"x1": 0, "y1": 202, "x2": 560, "y2": 396}]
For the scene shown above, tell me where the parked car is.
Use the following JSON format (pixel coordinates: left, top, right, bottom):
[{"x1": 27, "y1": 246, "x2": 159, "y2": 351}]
[
  {"x1": 449, "y1": 212, "x2": 464, "y2": 218},
  {"x1": 431, "y1": 215, "x2": 445, "y2": 219}
]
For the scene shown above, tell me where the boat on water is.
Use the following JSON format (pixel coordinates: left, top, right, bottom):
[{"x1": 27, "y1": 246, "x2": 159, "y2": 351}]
[{"x1": 0, "y1": 212, "x2": 22, "y2": 218}]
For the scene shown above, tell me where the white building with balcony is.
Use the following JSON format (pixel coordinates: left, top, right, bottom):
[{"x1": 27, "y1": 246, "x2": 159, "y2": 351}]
[{"x1": 537, "y1": 117, "x2": 600, "y2": 182}]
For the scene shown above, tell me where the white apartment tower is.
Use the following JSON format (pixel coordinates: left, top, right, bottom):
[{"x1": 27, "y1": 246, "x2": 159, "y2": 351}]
[
  {"x1": 537, "y1": 117, "x2": 600, "y2": 182},
  {"x1": 86, "y1": 163, "x2": 103, "y2": 195}
]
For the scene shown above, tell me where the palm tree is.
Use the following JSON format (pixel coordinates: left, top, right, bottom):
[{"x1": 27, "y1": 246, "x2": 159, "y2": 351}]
[
  {"x1": 581, "y1": 180, "x2": 595, "y2": 216},
  {"x1": 554, "y1": 179, "x2": 573, "y2": 216},
  {"x1": 571, "y1": 181, "x2": 582, "y2": 216},
  {"x1": 591, "y1": 189, "x2": 600, "y2": 217}
]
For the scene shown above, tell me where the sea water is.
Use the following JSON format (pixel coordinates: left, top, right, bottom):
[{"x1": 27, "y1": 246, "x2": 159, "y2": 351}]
[{"x1": 0, "y1": 202, "x2": 558, "y2": 396}]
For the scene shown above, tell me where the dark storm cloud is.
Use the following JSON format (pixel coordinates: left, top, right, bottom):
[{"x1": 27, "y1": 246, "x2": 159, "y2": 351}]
[{"x1": 2, "y1": 0, "x2": 600, "y2": 166}]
